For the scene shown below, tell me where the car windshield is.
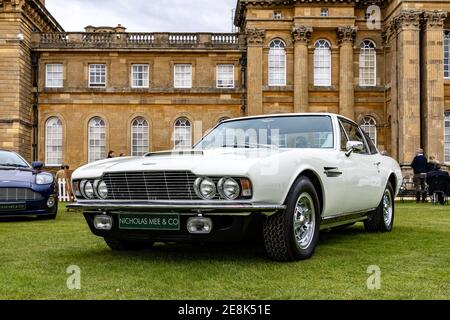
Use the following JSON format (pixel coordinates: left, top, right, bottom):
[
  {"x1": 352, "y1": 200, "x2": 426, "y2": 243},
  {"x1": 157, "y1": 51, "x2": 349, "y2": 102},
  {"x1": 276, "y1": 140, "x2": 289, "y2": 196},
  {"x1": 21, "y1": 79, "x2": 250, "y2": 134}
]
[
  {"x1": 195, "y1": 115, "x2": 334, "y2": 150},
  {"x1": 0, "y1": 151, "x2": 30, "y2": 168}
]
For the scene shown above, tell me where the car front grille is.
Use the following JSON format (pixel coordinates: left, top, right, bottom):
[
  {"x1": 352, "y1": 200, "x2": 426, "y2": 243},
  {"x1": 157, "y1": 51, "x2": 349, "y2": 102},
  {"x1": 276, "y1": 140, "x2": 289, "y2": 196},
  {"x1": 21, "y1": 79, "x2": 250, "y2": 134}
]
[
  {"x1": 0, "y1": 188, "x2": 44, "y2": 201},
  {"x1": 103, "y1": 171, "x2": 211, "y2": 201}
]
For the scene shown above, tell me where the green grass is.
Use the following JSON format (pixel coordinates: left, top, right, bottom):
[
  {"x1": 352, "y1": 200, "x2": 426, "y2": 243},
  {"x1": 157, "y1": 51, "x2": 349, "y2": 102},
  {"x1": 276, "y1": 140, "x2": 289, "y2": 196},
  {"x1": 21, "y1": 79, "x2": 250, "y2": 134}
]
[{"x1": 0, "y1": 202, "x2": 449, "y2": 300}]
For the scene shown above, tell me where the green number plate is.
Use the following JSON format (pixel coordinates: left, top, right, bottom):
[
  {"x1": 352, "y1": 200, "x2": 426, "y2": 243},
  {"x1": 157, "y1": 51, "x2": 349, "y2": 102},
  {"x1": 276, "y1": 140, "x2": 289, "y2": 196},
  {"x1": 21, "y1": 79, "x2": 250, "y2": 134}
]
[
  {"x1": 118, "y1": 214, "x2": 180, "y2": 231},
  {"x1": 0, "y1": 203, "x2": 26, "y2": 212}
]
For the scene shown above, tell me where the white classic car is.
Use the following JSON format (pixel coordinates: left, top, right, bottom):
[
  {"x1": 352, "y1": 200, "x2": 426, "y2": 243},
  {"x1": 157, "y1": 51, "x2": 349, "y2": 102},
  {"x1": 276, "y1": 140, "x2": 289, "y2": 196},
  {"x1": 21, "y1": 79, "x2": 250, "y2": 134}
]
[{"x1": 69, "y1": 113, "x2": 402, "y2": 261}]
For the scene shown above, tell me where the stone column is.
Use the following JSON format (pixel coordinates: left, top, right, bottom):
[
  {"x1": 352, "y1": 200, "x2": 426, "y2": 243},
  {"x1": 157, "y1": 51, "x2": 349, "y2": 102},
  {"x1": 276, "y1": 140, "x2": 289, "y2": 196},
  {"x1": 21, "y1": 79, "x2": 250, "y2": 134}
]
[
  {"x1": 421, "y1": 10, "x2": 448, "y2": 161},
  {"x1": 394, "y1": 10, "x2": 422, "y2": 164},
  {"x1": 245, "y1": 29, "x2": 265, "y2": 116},
  {"x1": 337, "y1": 26, "x2": 357, "y2": 120},
  {"x1": 292, "y1": 26, "x2": 313, "y2": 113}
]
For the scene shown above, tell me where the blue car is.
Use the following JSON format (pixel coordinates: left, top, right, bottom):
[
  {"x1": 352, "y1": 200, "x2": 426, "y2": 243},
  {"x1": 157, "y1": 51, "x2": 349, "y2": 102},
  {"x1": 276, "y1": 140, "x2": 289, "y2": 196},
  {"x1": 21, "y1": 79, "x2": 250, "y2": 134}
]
[{"x1": 0, "y1": 150, "x2": 57, "y2": 219}]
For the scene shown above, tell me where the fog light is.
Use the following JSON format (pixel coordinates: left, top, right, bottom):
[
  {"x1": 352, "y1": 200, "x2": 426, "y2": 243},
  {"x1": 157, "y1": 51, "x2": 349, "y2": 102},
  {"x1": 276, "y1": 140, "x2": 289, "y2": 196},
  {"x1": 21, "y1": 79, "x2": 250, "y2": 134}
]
[
  {"x1": 94, "y1": 215, "x2": 113, "y2": 230},
  {"x1": 47, "y1": 196, "x2": 55, "y2": 208},
  {"x1": 187, "y1": 217, "x2": 213, "y2": 234}
]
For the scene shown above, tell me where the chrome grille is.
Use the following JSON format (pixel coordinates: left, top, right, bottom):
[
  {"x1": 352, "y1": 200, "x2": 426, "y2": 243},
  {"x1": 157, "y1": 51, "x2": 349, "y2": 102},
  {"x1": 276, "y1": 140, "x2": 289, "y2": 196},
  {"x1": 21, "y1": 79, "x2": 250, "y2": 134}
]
[
  {"x1": 0, "y1": 188, "x2": 44, "y2": 201},
  {"x1": 103, "y1": 171, "x2": 207, "y2": 200}
]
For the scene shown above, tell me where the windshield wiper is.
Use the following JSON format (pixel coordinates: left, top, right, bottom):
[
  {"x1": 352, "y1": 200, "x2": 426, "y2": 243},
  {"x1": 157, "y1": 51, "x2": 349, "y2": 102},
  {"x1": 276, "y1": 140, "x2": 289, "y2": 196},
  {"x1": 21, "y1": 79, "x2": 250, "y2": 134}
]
[
  {"x1": 219, "y1": 142, "x2": 278, "y2": 149},
  {"x1": 0, "y1": 163, "x2": 29, "y2": 168}
]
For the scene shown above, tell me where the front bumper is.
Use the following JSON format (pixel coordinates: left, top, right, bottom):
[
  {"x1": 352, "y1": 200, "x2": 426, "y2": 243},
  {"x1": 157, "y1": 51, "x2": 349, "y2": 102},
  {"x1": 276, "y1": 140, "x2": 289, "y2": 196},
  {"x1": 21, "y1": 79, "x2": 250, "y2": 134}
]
[
  {"x1": 0, "y1": 196, "x2": 57, "y2": 217},
  {"x1": 67, "y1": 200, "x2": 285, "y2": 215}
]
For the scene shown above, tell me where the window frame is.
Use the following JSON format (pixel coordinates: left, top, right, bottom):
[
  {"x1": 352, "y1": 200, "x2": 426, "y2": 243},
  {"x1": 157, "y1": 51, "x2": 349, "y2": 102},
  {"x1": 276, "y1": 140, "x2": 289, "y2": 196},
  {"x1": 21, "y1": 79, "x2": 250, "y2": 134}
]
[
  {"x1": 268, "y1": 39, "x2": 287, "y2": 87},
  {"x1": 320, "y1": 8, "x2": 329, "y2": 17},
  {"x1": 359, "y1": 116, "x2": 377, "y2": 146},
  {"x1": 314, "y1": 39, "x2": 332, "y2": 87},
  {"x1": 45, "y1": 63, "x2": 64, "y2": 88},
  {"x1": 173, "y1": 117, "x2": 192, "y2": 150},
  {"x1": 359, "y1": 40, "x2": 377, "y2": 87},
  {"x1": 131, "y1": 64, "x2": 150, "y2": 88},
  {"x1": 174, "y1": 64, "x2": 193, "y2": 89},
  {"x1": 131, "y1": 117, "x2": 150, "y2": 156},
  {"x1": 445, "y1": 111, "x2": 450, "y2": 164},
  {"x1": 45, "y1": 117, "x2": 63, "y2": 166},
  {"x1": 88, "y1": 117, "x2": 106, "y2": 163},
  {"x1": 88, "y1": 63, "x2": 107, "y2": 88},
  {"x1": 216, "y1": 64, "x2": 235, "y2": 89},
  {"x1": 445, "y1": 30, "x2": 450, "y2": 79}
]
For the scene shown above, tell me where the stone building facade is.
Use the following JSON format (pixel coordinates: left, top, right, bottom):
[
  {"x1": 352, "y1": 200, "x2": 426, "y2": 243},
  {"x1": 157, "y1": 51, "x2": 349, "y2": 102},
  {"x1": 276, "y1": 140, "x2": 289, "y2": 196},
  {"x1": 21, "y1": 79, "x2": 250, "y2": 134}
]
[{"x1": 1, "y1": 0, "x2": 450, "y2": 169}]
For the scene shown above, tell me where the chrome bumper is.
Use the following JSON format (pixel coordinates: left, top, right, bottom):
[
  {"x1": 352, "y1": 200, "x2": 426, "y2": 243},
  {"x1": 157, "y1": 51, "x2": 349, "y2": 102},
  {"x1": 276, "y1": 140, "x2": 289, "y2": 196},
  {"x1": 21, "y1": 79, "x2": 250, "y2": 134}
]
[{"x1": 67, "y1": 200, "x2": 286, "y2": 216}]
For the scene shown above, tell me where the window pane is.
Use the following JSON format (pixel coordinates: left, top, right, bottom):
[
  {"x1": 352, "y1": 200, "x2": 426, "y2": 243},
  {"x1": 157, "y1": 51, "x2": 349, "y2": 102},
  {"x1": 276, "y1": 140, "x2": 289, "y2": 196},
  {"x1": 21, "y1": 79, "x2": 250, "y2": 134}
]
[
  {"x1": 359, "y1": 40, "x2": 376, "y2": 86},
  {"x1": 445, "y1": 111, "x2": 450, "y2": 163},
  {"x1": 174, "y1": 64, "x2": 192, "y2": 88},
  {"x1": 89, "y1": 64, "x2": 106, "y2": 87},
  {"x1": 88, "y1": 117, "x2": 106, "y2": 162},
  {"x1": 131, "y1": 117, "x2": 149, "y2": 156},
  {"x1": 173, "y1": 118, "x2": 192, "y2": 149},
  {"x1": 217, "y1": 64, "x2": 234, "y2": 88},
  {"x1": 131, "y1": 64, "x2": 149, "y2": 88},
  {"x1": 314, "y1": 40, "x2": 331, "y2": 86},
  {"x1": 268, "y1": 40, "x2": 286, "y2": 86},
  {"x1": 46, "y1": 64, "x2": 63, "y2": 88},
  {"x1": 45, "y1": 117, "x2": 63, "y2": 165},
  {"x1": 445, "y1": 31, "x2": 450, "y2": 78}
]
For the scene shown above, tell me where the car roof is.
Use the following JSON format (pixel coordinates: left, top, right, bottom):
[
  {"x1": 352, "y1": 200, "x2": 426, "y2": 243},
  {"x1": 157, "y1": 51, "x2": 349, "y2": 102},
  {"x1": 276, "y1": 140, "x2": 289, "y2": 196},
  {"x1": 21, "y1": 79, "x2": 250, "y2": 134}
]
[{"x1": 220, "y1": 113, "x2": 355, "y2": 124}]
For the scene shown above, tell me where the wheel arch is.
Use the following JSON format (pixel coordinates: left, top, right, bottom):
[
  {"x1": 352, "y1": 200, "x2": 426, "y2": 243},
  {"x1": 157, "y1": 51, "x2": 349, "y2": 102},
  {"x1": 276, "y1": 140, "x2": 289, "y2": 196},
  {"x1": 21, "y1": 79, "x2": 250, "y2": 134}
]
[
  {"x1": 285, "y1": 169, "x2": 325, "y2": 216},
  {"x1": 388, "y1": 172, "x2": 397, "y2": 194}
]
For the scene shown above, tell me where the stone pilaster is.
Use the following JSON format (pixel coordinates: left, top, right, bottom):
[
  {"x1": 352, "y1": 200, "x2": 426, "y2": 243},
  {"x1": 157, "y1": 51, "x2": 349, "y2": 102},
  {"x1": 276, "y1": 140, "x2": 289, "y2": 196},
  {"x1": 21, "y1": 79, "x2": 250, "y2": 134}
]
[
  {"x1": 292, "y1": 26, "x2": 313, "y2": 113},
  {"x1": 393, "y1": 9, "x2": 422, "y2": 164},
  {"x1": 245, "y1": 29, "x2": 265, "y2": 116},
  {"x1": 337, "y1": 26, "x2": 357, "y2": 120},
  {"x1": 421, "y1": 10, "x2": 448, "y2": 161}
]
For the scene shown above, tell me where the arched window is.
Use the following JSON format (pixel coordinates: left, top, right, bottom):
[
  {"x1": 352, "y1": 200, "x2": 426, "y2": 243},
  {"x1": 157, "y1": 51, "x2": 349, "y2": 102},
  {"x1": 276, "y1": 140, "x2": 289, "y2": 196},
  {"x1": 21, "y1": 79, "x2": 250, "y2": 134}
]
[
  {"x1": 268, "y1": 39, "x2": 286, "y2": 86},
  {"x1": 360, "y1": 116, "x2": 377, "y2": 145},
  {"x1": 45, "y1": 117, "x2": 63, "y2": 166},
  {"x1": 359, "y1": 40, "x2": 377, "y2": 86},
  {"x1": 173, "y1": 117, "x2": 192, "y2": 150},
  {"x1": 445, "y1": 111, "x2": 450, "y2": 164},
  {"x1": 131, "y1": 117, "x2": 149, "y2": 156},
  {"x1": 88, "y1": 117, "x2": 106, "y2": 163},
  {"x1": 314, "y1": 40, "x2": 331, "y2": 86}
]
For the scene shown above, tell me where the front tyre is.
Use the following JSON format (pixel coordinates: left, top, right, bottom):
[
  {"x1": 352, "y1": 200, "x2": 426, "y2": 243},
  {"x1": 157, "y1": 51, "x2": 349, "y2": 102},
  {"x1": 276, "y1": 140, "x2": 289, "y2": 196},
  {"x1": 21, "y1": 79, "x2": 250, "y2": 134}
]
[
  {"x1": 263, "y1": 176, "x2": 320, "y2": 261},
  {"x1": 364, "y1": 182, "x2": 395, "y2": 232}
]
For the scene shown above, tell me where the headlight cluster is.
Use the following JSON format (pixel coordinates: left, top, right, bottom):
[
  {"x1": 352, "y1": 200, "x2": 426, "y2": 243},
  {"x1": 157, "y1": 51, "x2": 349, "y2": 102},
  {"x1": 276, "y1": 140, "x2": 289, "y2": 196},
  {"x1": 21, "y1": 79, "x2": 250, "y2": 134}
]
[
  {"x1": 194, "y1": 177, "x2": 252, "y2": 200},
  {"x1": 80, "y1": 179, "x2": 108, "y2": 199},
  {"x1": 36, "y1": 173, "x2": 54, "y2": 185}
]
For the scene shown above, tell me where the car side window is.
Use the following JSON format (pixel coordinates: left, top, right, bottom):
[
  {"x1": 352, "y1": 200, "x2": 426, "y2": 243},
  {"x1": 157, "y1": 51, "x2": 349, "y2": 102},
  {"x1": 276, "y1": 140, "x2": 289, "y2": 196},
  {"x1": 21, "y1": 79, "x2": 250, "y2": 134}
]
[
  {"x1": 339, "y1": 120, "x2": 369, "y2": 154},
  {"x1": 362, "y1": 130, "x2": 378, "y2": 155},
  {"x1": 339, "y1": 122, "x2": 349, "y2": 151}
]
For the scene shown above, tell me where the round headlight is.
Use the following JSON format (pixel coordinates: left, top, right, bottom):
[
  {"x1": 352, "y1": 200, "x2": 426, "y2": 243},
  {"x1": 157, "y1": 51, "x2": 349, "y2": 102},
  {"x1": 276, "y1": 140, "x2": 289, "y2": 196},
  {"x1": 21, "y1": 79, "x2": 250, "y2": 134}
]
[
  {"x1": 94, "y1": 180, "x2": 108, "y2": 199},
  {"x1": 194, "y1": 177, "x2": 216, "y2": 200},
  {"x1": 218, "y1": 177, "x2": 240, "y2": 200},
  {"x1": 82, "y1": 180, "x2": 95, "y2": 199}
]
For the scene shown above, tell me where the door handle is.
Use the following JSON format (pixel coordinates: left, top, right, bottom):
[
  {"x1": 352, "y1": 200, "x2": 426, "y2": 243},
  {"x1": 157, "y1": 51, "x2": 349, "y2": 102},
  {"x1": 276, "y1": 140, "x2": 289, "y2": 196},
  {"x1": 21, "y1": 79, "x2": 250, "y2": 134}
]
[{"x1": 374, "y1": 162, "x2": 381, "y2": 166}]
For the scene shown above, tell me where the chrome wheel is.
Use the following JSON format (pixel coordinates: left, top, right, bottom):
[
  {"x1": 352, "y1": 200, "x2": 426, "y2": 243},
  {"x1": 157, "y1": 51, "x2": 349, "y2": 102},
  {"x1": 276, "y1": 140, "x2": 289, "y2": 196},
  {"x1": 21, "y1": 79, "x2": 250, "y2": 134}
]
[
  {"x1": 293, "y1": 192, "x2": 316, "y2": 249},
  {"x1": 383, "y1": 189, "x2": 393, "y2": 226}
]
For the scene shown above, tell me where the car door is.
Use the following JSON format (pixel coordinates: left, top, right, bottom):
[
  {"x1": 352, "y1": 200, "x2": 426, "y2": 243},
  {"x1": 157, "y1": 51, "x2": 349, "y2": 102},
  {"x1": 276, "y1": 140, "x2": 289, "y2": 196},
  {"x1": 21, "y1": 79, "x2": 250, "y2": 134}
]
[{"x1": 338, "y1": 118, "x2": 382, "y2": 213}]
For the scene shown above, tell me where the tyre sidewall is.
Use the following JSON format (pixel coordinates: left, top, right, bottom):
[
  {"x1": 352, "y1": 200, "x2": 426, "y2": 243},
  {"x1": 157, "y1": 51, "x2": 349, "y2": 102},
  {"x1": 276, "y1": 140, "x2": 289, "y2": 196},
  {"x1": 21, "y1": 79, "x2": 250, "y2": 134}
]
[{"x1": 382, "y1": 182, "x2": 395, "y2": 232}]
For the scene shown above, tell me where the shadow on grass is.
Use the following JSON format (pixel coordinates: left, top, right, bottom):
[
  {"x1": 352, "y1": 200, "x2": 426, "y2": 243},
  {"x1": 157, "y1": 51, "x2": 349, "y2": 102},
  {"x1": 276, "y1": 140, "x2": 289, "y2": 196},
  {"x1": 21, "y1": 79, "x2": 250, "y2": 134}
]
[{"x1": 66, "y1": 226, "x2": 379, "y2": 264}]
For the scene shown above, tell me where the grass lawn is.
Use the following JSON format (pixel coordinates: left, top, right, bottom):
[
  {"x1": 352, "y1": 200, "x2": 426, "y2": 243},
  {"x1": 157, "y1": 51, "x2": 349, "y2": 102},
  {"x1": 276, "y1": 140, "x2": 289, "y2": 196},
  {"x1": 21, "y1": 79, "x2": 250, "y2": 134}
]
[{"x1": 0, "y1": 202, "x2": 449, "y2": 300}]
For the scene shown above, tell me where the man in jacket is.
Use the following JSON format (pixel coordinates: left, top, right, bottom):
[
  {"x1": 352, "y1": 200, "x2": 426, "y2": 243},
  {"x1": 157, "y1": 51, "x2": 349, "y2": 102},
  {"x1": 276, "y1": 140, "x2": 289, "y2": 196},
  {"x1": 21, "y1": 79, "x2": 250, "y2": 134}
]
[{"x1": 411, "y1": 148, "x2": 428, "y2": 203}]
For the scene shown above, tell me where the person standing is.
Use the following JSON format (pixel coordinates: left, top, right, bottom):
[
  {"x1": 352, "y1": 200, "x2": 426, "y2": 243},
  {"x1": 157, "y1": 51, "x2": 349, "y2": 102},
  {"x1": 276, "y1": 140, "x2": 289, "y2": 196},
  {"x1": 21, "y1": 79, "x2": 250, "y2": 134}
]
[
  {"x1": 107, "y1": 150, "x2": 115, "y2": 159},
  {"x1": 411, "y1": 148, "x2": 428, "y2": 203}
]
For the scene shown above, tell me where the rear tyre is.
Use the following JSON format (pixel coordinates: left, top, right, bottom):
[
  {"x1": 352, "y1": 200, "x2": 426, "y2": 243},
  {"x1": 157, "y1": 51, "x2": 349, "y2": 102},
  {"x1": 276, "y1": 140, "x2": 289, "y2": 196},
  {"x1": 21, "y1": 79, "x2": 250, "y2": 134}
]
[
  {"x1": 364, "y1": 182, "x2": 394, "y2": 232},
  {"x1": 263, "y1": 176, "x2": 320, "y2": 261},
  {"x1": 104, "y1": 237, "x2": 154, "y2": 251}
]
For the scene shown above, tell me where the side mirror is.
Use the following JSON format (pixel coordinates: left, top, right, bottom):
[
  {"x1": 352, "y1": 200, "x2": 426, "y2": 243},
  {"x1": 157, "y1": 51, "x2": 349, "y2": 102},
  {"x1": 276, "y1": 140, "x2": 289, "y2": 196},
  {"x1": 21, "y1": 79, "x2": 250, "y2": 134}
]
[
  {"x1": 345, "y1": 141, "x2": 364, "y2": 157},
  {"x1": 31, "y1": 161, "x2": 44, "y2": 170}
]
